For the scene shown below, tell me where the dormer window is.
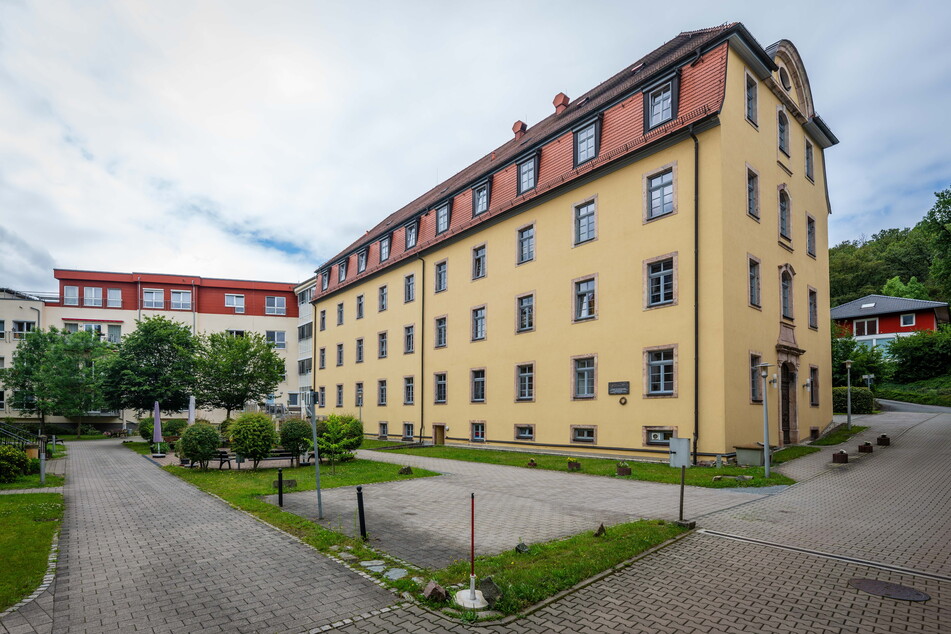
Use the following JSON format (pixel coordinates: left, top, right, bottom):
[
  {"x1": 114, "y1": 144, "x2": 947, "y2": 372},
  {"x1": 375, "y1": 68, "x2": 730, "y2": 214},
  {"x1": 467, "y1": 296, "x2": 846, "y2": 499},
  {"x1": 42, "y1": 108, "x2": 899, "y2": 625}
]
[
  {"x1": 357, "y1": 250, "x2": 367, "y2": 273},
  {"x1": 574, "y1": 119, "x2": 600, "y2": 167},
  {"x1": 472, "y1": 181, "x2": 490, "y2": 216},
  {"x1": 380, "y1": 235, "x2": 391, "y2": 262},
  {"x1": 321, "y1": 271, "x2": 329, "y2": 291},
  {"x1": 337, "y1": 259, "x2": 347, "y2": 283},
  {"x1": 517, "y1": 154, "x2": 538, "y2": 195},
  {"x1": 436, "y1": 203, "x2": 450, "y2": 235},
  {"x1": 644, "y1": 76, "x2": 680, "y2": 130},
  {"x1": 405, "y1": 222, "x2": 418, "y2": 249}
]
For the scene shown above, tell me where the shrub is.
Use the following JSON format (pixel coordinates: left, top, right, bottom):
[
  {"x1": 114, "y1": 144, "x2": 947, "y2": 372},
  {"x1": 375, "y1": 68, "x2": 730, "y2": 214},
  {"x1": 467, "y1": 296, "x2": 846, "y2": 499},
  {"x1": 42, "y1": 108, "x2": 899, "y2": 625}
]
[
  {"x1": 229, "y1": 412, "x2": 278, "y2": 469},
  {"x1": 163, "y1": 418, "x2": 189, "y2": 437},
  {"x1": 178, "y1": 423, "x2": 221, "y2": 470},
  {"x1": 0, "y1": 445, "x2": 29, "y2": 483},
  {"x1": 317, "y1": 414, "x2": 363, "y2": 473},
  {"x1": 218, "y1": 418, "x2": 234, "y2": 441},
  {"x1": 80, "y1": 424, "x2": 99, "y2": 436},
  {"x1": 888, "y1": 325, "x2": 951, "y2": 383},
  {"x1": 280, "y1": 419, "x2": 312, "y2": 467},
  {"x1": 26, "y1": 458, "x2": 41, "y2": 474},
  {"x1": 832, "y1": 386, "x2": 874, "y2": 414},
  {"x1": 138, "y1": 419, "x2": 154, "y2": 441}
]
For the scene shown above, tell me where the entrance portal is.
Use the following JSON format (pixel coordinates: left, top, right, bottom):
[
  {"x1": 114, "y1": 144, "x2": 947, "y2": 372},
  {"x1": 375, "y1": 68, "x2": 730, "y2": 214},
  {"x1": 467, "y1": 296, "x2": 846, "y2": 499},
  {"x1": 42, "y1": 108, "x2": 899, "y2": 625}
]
[
  {"x1": 432, "y1": 424, "x2": 445, "y2": 446},
  {"x1": 780, "y1": 363, "x2": 796, "y2": 445}
]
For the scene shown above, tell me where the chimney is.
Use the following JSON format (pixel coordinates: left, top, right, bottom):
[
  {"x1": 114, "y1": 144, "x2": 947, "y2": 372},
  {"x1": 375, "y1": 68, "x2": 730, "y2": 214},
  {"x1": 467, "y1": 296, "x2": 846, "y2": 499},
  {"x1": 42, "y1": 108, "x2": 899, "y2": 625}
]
[
  {"x1": 513, "y1": 120, "x2": 527, "y2": 141},
  {"x1": 553, "y1": 92, "x2": 570, "y2": 114}
]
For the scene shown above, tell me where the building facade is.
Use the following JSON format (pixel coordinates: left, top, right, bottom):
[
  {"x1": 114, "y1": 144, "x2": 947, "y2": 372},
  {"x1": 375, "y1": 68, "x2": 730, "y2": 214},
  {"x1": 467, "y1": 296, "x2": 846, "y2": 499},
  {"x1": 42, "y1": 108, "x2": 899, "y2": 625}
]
[
  {"x1": 306, "y1": 24, "x2": 837, "y2": 459},
  {"x1": 832, "y1": 294, "x2": 950, "y2": 349}
]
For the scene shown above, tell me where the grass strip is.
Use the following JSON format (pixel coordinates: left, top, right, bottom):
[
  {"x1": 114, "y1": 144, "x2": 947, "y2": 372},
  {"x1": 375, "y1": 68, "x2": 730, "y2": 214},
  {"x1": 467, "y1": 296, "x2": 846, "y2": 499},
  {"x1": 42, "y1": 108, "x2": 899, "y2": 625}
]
[
  {"x1": 810, "y1": 425, "x2": 869, "y2": 446},
  {"x1": 428, "y1": 520, "x2": 687, "y2": 615},
  {"x1": 0, "y1": 493, "x2": 63, "y2": 611},
  {"x1": 381, "y1": 446, "x2": 795, "y2": 487},
  {"x1": 0, "y1": 474, "x2": 65, "y2": 491},
  {"x1": 771, "y1": 446, "x2": 821, "y2": 464},
  {"x1": 360, "y1": 438, "x2": 410, "y2": 450},
  {"x1": 55, "y1": 434, "x2": 110, "y2": 441}
]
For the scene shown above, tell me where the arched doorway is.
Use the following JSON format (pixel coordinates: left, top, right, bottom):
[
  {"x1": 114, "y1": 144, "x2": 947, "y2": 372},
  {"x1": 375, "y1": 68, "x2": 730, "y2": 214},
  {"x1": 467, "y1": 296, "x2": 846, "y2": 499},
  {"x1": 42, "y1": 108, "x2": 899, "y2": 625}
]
[{"x1": 780, "y1": 362, "x2": 797, "y2": 445}]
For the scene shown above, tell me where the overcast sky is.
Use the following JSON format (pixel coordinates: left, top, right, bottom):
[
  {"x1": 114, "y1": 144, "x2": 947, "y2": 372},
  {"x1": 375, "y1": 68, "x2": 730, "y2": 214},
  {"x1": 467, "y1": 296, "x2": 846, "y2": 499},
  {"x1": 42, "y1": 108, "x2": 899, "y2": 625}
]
[{"x1": 1, "y1": 0, "x2": 949, "y2": 293}]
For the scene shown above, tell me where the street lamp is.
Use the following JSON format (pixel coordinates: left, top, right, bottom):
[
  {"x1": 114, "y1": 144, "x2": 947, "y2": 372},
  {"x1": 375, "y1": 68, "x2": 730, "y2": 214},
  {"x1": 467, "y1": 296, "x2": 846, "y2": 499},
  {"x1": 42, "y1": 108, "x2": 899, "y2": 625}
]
[
  {"x1": 757, "y1": 363, "x2": 775, "y2": 477},
  {"x1": 357, "y1": 386, "x2": 364, "y2": 424},
  {"x1": 844, "y1": 359, "x2": 853, "y2": 430}
]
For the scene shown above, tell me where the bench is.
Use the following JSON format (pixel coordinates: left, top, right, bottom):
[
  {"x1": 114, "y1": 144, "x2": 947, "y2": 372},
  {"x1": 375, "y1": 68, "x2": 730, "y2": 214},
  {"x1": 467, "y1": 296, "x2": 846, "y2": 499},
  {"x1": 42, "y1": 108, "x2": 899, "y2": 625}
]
[
  {"x1": 235, "y1": 448, "x2": 298, "y2": 469},
  {"x1": 185, "y1": 450, "x2": 233, "y2": 470}
]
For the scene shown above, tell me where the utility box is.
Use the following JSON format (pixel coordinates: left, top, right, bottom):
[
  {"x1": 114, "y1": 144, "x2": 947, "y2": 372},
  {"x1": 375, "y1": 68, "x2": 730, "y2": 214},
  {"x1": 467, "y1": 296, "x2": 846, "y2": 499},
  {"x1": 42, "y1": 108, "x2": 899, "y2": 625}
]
[{"x1": 669, "y1": 437, "x2": 690, "y2": 468}]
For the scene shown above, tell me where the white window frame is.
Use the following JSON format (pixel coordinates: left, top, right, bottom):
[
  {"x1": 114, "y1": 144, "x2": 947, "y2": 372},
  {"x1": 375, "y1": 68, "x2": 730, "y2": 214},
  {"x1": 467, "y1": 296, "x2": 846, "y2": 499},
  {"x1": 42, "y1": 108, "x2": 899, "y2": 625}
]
[
  {"x1": 338, "y1": 260, "x2": 347, "y2": 283},
  {"x1": 84, "y1": 287, "x2": 103, "y2": 307},
  {"x1": 471, "y1": 369, "x2": 486, "y2": 403},
  {"x1": 647, "y1": 348, "x2": 675, "y2": 396},
  {"x1": 646, "y1": 168, "x2": 674, "y2": 220},
  {"x1": 516, "y1": 363, "x2": 534, "y2": 401},
  {"x1": 574, "y1": 200, "x2": 597, "y2": 245},
  {"x1": 380, "y1": 236, "x2": 391, "y2": 262},
  {"x1": 266, "y1": 330, "x2": 286, "y2": 349},
  {"x1": 107, "y1": 288, "x2": 122, "y2": 308},
  {"x1": 403, "y1": 376, "x2": 415, "y2": 405},
  {"x1": 434, "y1": 261, "x2": 448, "y2": 292},
  {"x1": 143, "y1": 289, "x2": 164, "y2": 309},
  {"x1": 573, "y1": 357, "x2": 595, "y2": 399},
  {"x1": 517, "y1": 225, "x2": 535, "y2": 264},
  {"x1": 472, "y1": 245, "x2": 487, "y2": 280},
  {"x1": 854, "y1": 318, "x2": 878, "y2": 337},
  {"x1": 435, "y1": 204, "x2": 450, "y2": 235},
  {"x1": 900, "y1": 314, "x2": 916, "y2": 327},
  {"x1": 404, "y1": 274, "x2": 415, "y2": 303},
  {"x1": 517, "y1": 294, "x2": 534, "y2": 333},
  {"x1": 64, "y1": 286, "x2": 79, "y2": 306},
  {"x1": 434, "y1": 373, "x2": 447, "y2": 404},
  {"x1": 266, "y1": 296, "x2": 286, "y2": 315},
  {"x1": 435, "y1": 316, "x2": 447, "y2": 348},
  {"x1": 648, "y1": 82, "x2": 673, "y2": 128},
  {"x1": 225, "y1": 294, "x2": 245, "y2": 314},
  {"x1": 170, "y1": 290, "x2": 192, "y2": 310},
  {"x1": 471, "y1": 306, "x2": 486, "y2": 341},
  {"x1": 471, "y1": 422, "x2": 486, "y2": 442},
  {"x1": 574, "y1": 278, "x2": 596, "y2": 321}
]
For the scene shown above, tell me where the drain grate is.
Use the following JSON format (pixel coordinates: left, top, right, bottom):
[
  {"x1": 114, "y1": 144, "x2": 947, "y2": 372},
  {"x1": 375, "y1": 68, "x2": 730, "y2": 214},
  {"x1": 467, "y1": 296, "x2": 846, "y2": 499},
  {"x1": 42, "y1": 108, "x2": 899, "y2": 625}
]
[{"x1": 849, "y1": 578, "x2": 930, "y2": 601}]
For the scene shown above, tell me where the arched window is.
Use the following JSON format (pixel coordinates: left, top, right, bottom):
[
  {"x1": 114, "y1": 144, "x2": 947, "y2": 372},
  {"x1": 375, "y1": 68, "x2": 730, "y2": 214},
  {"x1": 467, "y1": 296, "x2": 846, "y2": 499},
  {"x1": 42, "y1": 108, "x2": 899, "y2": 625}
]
[
  {"x1": 781, "y1": 270, "x2": 793, "y2": 319},
  {"x1": 778, "y1": 111, "x2": 789, "y2": 155},
  {"x1": 779, "y1": 190, "x2": 791, "y2": 239}
]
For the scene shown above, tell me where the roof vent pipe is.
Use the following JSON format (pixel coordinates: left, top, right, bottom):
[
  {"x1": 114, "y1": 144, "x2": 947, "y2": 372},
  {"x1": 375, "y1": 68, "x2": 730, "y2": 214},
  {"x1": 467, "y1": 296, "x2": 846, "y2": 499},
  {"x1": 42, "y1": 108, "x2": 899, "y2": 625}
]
[
  {"x1": 553, "y1": 92, "x2": 570, "y2": 114},
  {"x1": 512, "y1": 120, "x2": 527, "y2": 141}
]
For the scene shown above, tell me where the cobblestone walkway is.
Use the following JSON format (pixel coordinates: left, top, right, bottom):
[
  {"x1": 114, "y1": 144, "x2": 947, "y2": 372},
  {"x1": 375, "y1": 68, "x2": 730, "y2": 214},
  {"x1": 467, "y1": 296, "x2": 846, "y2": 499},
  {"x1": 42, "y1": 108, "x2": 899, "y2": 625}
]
[{"x1": 0, "y1": 440, "x2": 394, "y2": 634}]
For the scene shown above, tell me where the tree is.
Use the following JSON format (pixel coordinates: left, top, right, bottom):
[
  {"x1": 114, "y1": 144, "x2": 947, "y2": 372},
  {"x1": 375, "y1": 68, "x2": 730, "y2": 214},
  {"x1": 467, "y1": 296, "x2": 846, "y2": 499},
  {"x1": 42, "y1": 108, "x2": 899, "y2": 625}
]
[
  {"x1": 887, "y1": 325, "x2": 951, "y2": 384},
  {"x1": 195, "y1": 332, "x2": 285, "y2": 420},
  {"x1": 229, "y1": 412, "x2": 277, "y2": 470},
  {"x1": 279, "y1": 419, "x2": 312, "y2": 467},
  {"x1": 316, "y1": 414, "x2": 363, "y2": 474},
  {"x1": 102, "y1": 316, "x2": 198, "y2": 414},
  {"x1": 922, "y1": 187, "x2": 951, "y2": 299},
  {"x1": 830, "y1": 323, "x2": 892, "y2": 387},
  {"x1": 0, "y1": 328, "x2": 59, "y2": 433},
  {"x1": 881, "y1": 275, "x2": 930, "y2": 300},
  {"x1": 178, "y1": 422, "x2": 221, "y2": 470}
]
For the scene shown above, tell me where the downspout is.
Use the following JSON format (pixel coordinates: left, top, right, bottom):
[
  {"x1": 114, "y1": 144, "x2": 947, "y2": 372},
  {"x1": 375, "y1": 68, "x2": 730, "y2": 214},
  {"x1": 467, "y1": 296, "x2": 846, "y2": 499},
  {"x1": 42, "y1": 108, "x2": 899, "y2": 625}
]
[
  {"x1": 137, "y1": 277, "x2": 142, "y2": 321},
  {"x1": 417, "y1": 255, "x2": 426, "y2": 442},
  {"x1": 689, "y1": 124, "x2": 700, "y2": 466},
  {"x1": 29, "y1": 306, "x2": 41, "y2": 330},
  {"x1": 191, "y1": 280, "x2": 197, "y2": 333}
]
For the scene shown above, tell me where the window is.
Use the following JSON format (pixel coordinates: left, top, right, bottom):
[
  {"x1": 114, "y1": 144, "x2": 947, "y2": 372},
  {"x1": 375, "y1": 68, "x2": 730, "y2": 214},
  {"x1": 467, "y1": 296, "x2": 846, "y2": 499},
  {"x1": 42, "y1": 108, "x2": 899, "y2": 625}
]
[
  {"x1": 298, "y1": 287, "x2": 314, "y2": 305},
  {"x1": 403, "y1": 377, "x2": 415, "y2": 405},
  {"x1": 745, "y1": 74, "x2": 757, "y2": 124},
  {"x1": 165, "y1": 289, "x2": 189, "y2": 310},
  {"x1": 378, "y1": 332, "x2": 388, "y2": 358},
  {"x1": 321, "y1": 272, "x2": 329, "y2": 291},
  {"x1": 318, "y1": 348, "x2": 326, "y2": 369},
  {"x1": 319, "y1": 310, "x2": 326, "y2": 331},
  {"x1": 107, "y1": 324, "x2": 121, "y2": 344},
  {"x1": 472, "y1": 182, "x2": 490, "y2": 216},
  {"x1": 515, "y1": 425, "x2": 534, "y2": 441},
  {"x1": 435, "y1": 316, "x2": 447, "y2": 348},
  {"x1": 403, "y1": 423, "x2": 414, "y2": 441},
  {"x1": 107, "y1": 288, "x2": 122, "y2": 308},
  {"x1": 266, "y1": 331, "x2": 285, "y2": 349},
  {"x1": 781, "y1": 270, "x2": 794, "y2": 319},
  {"x1": 336, "y1": 385, "x2": 343, "y2": 408},
  {"x1": 405, "y1": 222, "x2": 418, "y2": 249},
  {"x1": 471, "y1": 369, "x2": 486, "y2": 403},
  {"x1": 517, "y1": 226, "x2": 535, "y2": 264},
  {"x1": 516, "y1": 364, "x2": 534, "y2": 401},
  {"x1": 434, "y1": 373, "x2": 447, "y2": 404},
  {"x1": 318, "y1": 385, "x2": 325, "y2": 407},
  {"x1": 747, "y1": 169, "x2": 759, "y2": 218},
  {"x1": 808, "y1": 289, "x2": 818, "y2": 328},
  {"x1": 574, "y1": 357, "x2": 595, "y2": 399},
  {"x1": 517, "y1": 295, "x2": 534, "y2": 332},
  {"x1": 901, "y1": 314, "x2": 916, "y2": 327},
  {"x1": 749, "y1": 258, "x2": 761, "y2": 307},
  {"x1": 434, "y1": 261, "x2": 447, "y2": 292},
  {"x1": 472, "y1": 245, "x2": 486, "y2": 279},
  {"x1": 225, "y1": 294, "x2": 244, "y2": 314},
  {"x1": 298, "y1": 322, "x2": 313, "y2": 340},
  {"x1": 378, "y1": 380, "x2": 388, "y2": 406},
  {"x1": 647, "y1": 349, "x2": 675, "y2": 395},
  {"x1": 571, "y1": 426, "x2": 595, "y2": 444},
  {"x1": 750, "y1": 354, "x2": 762, "y2": 402},
  {"x1": 380, "y1": 235, "x2": 391, "y2": 262},
  {"x1": 226, "y1": 329, "x2": 245, "y2": 338},
  {"x1": 66, "y1": 323, "x2": 81, "y2": 333},
  {"x1": 355, "y1": 338, "x2": 364, "y2": 363},
  {"x1": 288, "y1": 393, "x2": 298, "y2": 407},
  {"x1": 143, "y1": 289, "x2": 163, "y2": 309},
  {"x1": 404, "y1": 325, "x2": 415, "y2": 354},
  {"x1": 378, "y1": 422, "x2": 388, "y2": 438},
  {"x1": 575, "y1": 278, "x2": 596, "y2": 321},
  {"x1": 84, "y1": 287, "x2": 103, "y2": 307},
  {"x1": 338, "y1": 260, "x2": 347, "y2": 283},
  {"x1": 645, "y1": 428, "x2": 674, "y2": 446},
  {"x1": 810, "y1": 367, "x2": 820, "y2": 406},
  {"x1": 404, "y1": 274, "x2": 415, "y2": 302},
  {"x1": 647, "y1": 81, "x2": 674, "y2": 128},
  {"x1": 356, "y1": 295, "x2": 364, "y2": 319},
  {"x1": 647, "y1": 169, "x2": 674, "y2": 219},
  {"x1": 357, "y1": 250, "x2": 367, "y2": 273},
  {"x1": 64, "y1": 286, "x2": 79, "y2": 306},
  {"x1": 805, "y1": 140, "x2": 814, "y2": 180},
  {"x1": 779, "y1": 191, "x2": 791, "y2": 239},
  {"x1": 518, "y1": 155, "x2": 537, "y2": 194},
  {"x1": 435, "y1": 204, "x2": 451, "y2": 235},
  {"x1": 299, "y1": 358, "x2": 313, "y2": 375},
  {"x1": 471, "y1": 422, "x2": 485, "y2": 442},
  {"x1": 83, "y1": 323, "x2": 102, "y2": 335},
  {"x1": 378, "y1": 285, "x2": 388, "y2": 311},
  {"x1": 266, "y1": 296, "x2": 286, "y2": 315},
  {"x1": 574, "y1": 200, "x2": 596, "y2": 244},
  {"x1": 807, "y1": 216, "x2": 816, "y2": 256},
  {"x1": 854, "y1": 318, "x2": 878, "y2": 337},
  {"x1": 647, "y1": 258, "x2": 674, "y2": 307},
  {"x1": 336, "y1": 343, "x2": 343, "y2": 366},
  {"x1": 574, "y1": 120, "x2": 599, "y2": 166},
  {"x1": 471, "y1": 307, "x2": 486, "y2": 341},
  {"x1": 778, "y1": 111, "x2": 789, "y2": 155},
  {"x1": 0, "y1": 320, "x2": 4, "y2": 336},
  {"x1": 336, "y1": 303, "x2": 344, "y2": 325}
]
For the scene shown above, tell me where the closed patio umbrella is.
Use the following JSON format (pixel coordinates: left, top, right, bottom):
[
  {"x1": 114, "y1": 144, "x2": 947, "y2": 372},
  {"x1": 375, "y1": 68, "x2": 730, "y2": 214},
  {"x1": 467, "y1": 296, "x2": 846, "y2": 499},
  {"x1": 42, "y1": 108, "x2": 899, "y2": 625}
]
[{"x1": 151, "y1": 401, "x2": 165, "y2": 457}]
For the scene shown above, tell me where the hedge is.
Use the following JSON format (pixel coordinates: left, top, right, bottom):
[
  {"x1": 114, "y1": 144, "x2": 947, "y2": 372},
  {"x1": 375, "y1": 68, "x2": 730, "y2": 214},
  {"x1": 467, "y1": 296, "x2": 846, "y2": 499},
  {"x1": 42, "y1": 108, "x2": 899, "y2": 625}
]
[{"x1": 832, "y1": 386, "x2": 874, "y2": 414}]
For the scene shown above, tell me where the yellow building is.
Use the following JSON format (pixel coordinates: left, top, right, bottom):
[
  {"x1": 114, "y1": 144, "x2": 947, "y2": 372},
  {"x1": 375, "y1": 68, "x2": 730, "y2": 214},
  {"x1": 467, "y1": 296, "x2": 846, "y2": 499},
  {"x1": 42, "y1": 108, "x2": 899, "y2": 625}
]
[{"x1": 310, "y1": 23, "x2": 837, "y2": 461}]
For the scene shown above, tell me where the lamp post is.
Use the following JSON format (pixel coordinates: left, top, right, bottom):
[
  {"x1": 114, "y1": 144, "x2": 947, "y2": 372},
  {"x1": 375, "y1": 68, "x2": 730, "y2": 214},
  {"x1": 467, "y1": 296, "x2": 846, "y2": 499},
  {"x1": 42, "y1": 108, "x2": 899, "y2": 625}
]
[
  {"x1": 844, "y1": 359, "x2": 853, "y2": 430},
  {"x1": 757, "y1": 363, "x2": 775, "y2": 477},
  {"x1": 357, "y1": 386, "x2": 364, "y2": 424}
]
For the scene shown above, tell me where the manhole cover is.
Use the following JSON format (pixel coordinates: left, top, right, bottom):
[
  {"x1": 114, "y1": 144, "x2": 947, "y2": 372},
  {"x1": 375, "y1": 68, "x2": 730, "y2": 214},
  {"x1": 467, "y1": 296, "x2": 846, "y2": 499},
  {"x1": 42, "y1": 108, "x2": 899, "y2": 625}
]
[{"x1": 849, "y1": 579, "x2": 930, "y2": 601}]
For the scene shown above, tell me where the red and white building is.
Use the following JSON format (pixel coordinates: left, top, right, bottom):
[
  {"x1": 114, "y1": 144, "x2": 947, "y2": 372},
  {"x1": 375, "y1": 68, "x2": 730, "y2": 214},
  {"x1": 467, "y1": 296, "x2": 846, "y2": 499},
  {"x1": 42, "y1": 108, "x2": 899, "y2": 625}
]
[{"x1": 831, "y1": 294, "x2": 950, "y2": 348}]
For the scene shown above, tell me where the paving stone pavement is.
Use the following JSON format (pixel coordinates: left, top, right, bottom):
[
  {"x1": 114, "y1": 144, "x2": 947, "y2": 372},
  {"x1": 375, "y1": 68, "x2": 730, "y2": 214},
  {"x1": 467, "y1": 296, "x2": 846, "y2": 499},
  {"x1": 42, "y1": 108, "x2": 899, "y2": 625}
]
[
  {"x1": 276, "y1": 451, "x2": 768, "y2": 569},
  {"x1": 0, "y1": 440, "x2": 395, "y2": 634}
]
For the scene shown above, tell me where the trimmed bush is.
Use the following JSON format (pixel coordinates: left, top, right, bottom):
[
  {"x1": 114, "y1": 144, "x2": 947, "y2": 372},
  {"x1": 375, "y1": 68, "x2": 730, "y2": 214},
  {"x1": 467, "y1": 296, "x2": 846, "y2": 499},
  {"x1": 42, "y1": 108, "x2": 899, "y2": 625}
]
[
  {"x1": 832, "y1": 386, "x2": 874, "y2": 414},
  {"x1": 138, "y1": 419, "x2": 154, "y2": 441},
  {"x1": 163, "y1": 418, "x2": 189, "y2": 437},
  {"x1": 229, "y1": 412, "x2": 278, "y2": 469},
  {"x1": 178, "y1": 423, "x2": 221, "y2": 470},
  {"x1": 0, "y1": 445, "x2": 29, "y2": 483},
  {"x1": 218, "y1": 418, "x2": 234, "y2": 442},
  {"x1": 280, "y1": 419, "x2": 312, "y2": 467}
]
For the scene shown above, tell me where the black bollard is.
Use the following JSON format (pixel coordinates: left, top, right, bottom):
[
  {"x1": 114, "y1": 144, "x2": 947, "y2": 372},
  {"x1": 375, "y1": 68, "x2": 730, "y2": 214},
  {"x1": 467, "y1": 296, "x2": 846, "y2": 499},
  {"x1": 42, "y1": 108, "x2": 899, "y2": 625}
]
[
  {"x1": 278, "y1": 468, "x2": 284, "y2": 507},
  {"x1": 357, "y1": 485, "x2": 368, "y2": 541}
]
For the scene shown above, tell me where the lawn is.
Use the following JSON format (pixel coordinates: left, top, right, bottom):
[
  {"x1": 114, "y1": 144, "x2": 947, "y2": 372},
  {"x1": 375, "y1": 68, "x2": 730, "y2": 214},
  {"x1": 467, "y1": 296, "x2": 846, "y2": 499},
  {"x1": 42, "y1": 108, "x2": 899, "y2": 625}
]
[
  {"x1": 876, "y1": 376, "x2": 951, "y2": 407},
  {"x1": 430, "y1": 520, "x2": 687, "y2": 615},
  {"x1": 377, "y1": 446, "x2": 795, "y2": 487},
  {"x1": 360, "y1": 438, "x2": 410, "y2": 450},
  {"x1": 0, "y1": 473, "x2": 65, "y2": 491},
  {"x1": 55, "y1": 433, "x2": 110, "y2": 441},
  {"x1": 811, "y1": 425, "x2": 869, "y2": 446},
  {"x1": 771, "y1": 445, "x2": 821, "y2": 464},
  {"x1": 0, "y1": 493, "x2": 63, "y2": 611},
  {"x1": 123, "y1": 441, "x2": 153, "y2": 455}
]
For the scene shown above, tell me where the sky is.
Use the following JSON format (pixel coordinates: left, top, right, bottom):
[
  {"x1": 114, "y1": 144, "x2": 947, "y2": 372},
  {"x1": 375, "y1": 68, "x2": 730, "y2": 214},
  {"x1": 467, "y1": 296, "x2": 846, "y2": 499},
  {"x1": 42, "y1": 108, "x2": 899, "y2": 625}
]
[{"x1": 1, "y1": 0, "x2": 949, "y2": 293}]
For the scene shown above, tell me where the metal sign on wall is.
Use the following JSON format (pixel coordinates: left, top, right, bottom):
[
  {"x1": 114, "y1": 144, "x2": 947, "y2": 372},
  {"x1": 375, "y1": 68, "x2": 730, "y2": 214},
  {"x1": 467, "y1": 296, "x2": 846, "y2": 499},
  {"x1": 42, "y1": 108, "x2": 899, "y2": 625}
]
[{"x1": 608, "y1": 381, "x2": 630, "y2": 395}]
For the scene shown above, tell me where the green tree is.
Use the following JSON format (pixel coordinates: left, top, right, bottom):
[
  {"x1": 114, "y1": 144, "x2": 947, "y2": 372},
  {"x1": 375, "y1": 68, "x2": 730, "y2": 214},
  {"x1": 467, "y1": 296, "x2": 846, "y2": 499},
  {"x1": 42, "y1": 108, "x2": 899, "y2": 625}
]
[
  {"x1": 229, "y1": 412, "x2": 277, "y2": 469},
  {"x1": 316, "y1": 414, "x2": 363, "y2": 474},
  {"x1": 830, "y1": 324, "x2": 892, "y2": 387},
  {"x1": 178, "y1": 422, "x2": 221, "y2": 470},
  {"x1": 887, "y1": 325, "x2": 951, "y2": 383},
  {"x1": 881, "y1": 275, "x2": 930, "y2": 300},
  {"x1": 922, "y1": 187, "x2": 951, "y2": 299},
  {"x1": 102, "y1": 316, "x2": 198, "y2": 414},
  {"x1": 279, "y1": 418, "x2": 312, "y2": 467},
  {"x1": 0, "y1": 328, "x2": 58, "y2": 433},
  {"x1": 195, "y1": 332, "x2": 286, "y2": 420}
]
